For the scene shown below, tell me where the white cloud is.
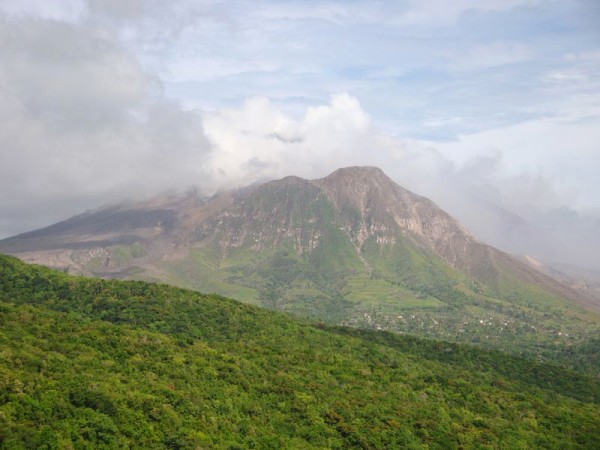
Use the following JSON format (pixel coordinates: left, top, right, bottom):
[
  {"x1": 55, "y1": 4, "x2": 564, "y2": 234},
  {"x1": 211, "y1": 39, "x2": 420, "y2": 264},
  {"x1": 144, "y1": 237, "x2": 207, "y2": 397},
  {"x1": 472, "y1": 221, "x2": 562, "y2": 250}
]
[
  {"x1": 87, "y1": 0, "x2": 144, "y2": 20},
  {"x1": 0, "y1": 14, "x2": 212, "y2": 237},
  {"x1": 542, "y1": 70, "x2": 588, "y2": 84},
  {"x1": 448, "y1": 42, "x2": 533, "y2": 72},
  {"x1": 428, "y1": 117, "x2": 600, "y2": 211},
  {"x1": 565, "y1": 49, "x2": 600, "y2": 62},
  {"x1": 202, "y1": 93, "x2": 389, "y2": 187},
  {"x1": 0, "y1": 0, "x2": 86, "y2": 22},
  {"x1": 391, "y1": 0, "x2": 543, "y2": 27},
  {"x1": 202, "y1": 92, "x2": 598, "y2": 216}
]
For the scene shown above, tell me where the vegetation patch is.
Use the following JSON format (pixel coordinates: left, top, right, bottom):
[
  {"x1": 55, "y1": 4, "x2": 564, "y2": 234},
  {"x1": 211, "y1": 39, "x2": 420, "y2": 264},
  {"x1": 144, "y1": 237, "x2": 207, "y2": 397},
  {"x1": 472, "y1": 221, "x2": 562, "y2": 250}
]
[{"x1": 0, "y1": 254, "x2": 598, "y2": 448}]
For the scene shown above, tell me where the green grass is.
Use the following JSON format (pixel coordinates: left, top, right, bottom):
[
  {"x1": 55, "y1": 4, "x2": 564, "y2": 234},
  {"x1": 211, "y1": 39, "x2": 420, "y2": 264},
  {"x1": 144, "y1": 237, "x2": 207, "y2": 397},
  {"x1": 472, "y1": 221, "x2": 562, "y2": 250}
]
[
  {"x1": 343, "y1": 276, "x2": 446, "y2": 309},
  {"x1": 111, "y1": 243, "x2": 147, "y2": 264},
  {"x1": 163, "y1": 249, "x2": 261, "y2": 305}
]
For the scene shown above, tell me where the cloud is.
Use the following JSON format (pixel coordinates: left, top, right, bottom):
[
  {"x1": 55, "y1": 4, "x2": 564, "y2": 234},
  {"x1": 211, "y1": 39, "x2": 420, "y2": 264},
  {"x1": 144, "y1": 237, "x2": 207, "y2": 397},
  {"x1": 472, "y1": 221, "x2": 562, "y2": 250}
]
[
  {"x1": 1, "y1": 19, "x2": 154, "y2": 128},
  {"x1": 388, "y1": 0, "x2": 544, "y2": 27},
  {"x1": 87, "y1": 0, "x2": 144, "y2": 20},
  {"x1": 429, "y1": 117, "x2": 600, "y2": 210},
  {"x1": 201, "y1": 93, "x2": 399, "y2": 188},
  {"x1": 200, "y1": 91, "x2": 589, "y2": 216},
  {"x1": 249, "y1": 0, "x2": 545, "y2": 28},
  {"x1": 0, "y1": 0, "x2": 86, "y2": 22},
  {"x1": 448, "y1": 42, "x2": 533, "y2": 72},
  {"x1": 149, "y1": 0, "x2": 596, "y2": 145},
  {"x1": 542, "y1": 70, "x2": 588, "y2": 84},
  {"x1": 0, "y1": 13, "x2": 212, "y2": 237}
]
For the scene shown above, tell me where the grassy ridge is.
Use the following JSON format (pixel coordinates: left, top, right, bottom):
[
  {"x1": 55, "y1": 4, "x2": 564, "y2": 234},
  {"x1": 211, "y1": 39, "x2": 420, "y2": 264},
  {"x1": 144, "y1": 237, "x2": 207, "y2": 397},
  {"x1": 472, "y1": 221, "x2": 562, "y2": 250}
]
[{"x1": 0, "y1": 254, "x2": 599, "y2": 449}]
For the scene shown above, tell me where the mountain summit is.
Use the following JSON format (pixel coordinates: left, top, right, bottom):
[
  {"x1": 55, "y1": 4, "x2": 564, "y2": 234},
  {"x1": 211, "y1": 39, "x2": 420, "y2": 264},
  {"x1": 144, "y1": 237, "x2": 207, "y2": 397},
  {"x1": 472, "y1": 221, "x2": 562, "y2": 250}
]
[
  {"x1": 1, "y1": 166, "x2": 598, "y2": 362},
  {"x1": 315, "y1": 166, "x2": 483, "y2": 272}
]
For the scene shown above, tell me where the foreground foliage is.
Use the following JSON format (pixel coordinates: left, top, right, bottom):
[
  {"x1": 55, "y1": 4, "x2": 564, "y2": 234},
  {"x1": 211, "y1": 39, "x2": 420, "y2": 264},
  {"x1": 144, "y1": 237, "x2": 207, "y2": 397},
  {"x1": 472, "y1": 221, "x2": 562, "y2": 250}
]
[{"x1": 0, "y1": 254, "x2": 599, "y2": 449}]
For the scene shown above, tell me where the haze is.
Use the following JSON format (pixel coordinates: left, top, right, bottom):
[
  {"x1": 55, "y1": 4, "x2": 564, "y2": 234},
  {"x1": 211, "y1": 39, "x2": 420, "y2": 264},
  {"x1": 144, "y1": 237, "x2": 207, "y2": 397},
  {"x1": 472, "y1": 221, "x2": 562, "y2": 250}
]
[{"x1": 1, "y1": 0, "x2": 599, "y2": 272}]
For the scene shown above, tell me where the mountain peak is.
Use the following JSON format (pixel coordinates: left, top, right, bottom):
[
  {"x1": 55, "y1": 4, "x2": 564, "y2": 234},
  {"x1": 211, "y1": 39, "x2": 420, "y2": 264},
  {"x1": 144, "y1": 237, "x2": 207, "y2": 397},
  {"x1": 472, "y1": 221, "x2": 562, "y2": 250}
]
[
  {"x1": 313, "y1": 166, "x2": 421, "y2": 216},
  {"x1": 317, "y1": 166, "x2": 391, "y2": 186},
  {"x1": 324, "y1": 165, "x2": 387, "y2": 177},
  {"x1": 314, "y1": 166, "x2": 408, "y2": 208}
]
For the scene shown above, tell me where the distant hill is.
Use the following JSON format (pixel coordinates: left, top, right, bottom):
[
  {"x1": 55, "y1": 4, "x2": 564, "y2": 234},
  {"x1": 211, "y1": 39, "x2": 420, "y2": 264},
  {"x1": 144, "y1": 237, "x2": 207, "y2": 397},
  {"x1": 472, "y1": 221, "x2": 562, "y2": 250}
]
[
  {"x1": 1, "y1": 166, "x2": 598, "y2": 366},
  {"x1": 0, "y1": 254, "x2": 598, "y2": 448}
]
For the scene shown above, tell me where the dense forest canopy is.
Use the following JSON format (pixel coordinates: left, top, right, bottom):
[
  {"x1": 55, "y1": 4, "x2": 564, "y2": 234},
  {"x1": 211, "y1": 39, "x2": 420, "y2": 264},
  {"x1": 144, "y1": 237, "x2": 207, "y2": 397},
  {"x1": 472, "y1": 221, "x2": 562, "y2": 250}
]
[{"x1": 0, "y1": 254, "x2": 598, "y2": 448}]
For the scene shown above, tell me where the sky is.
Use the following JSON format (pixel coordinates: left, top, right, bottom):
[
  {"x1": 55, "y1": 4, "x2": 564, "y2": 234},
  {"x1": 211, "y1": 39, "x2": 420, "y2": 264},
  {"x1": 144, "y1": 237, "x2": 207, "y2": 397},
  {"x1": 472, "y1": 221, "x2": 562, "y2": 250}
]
[{"x1": 0, "y1": 0, "x2": 599, "y2": 268}]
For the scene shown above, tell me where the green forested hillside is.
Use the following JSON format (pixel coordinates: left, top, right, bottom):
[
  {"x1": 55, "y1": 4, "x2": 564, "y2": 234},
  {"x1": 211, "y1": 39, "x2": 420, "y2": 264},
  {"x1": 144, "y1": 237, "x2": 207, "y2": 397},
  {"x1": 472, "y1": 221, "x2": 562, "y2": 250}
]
[
  {"x1": 2, "y1": 168, "x2": 599, "y2": 371},
  {"x1": 0, "y1": 254, "x2": 599, "y2": 449}
]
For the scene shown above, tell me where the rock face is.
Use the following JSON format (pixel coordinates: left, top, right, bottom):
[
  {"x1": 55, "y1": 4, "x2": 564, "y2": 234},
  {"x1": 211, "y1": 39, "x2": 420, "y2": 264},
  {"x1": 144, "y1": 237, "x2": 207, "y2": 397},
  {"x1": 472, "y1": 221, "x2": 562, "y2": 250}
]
[{"x1": 314, "y1": 167, "x2": 485, "y2": 272}]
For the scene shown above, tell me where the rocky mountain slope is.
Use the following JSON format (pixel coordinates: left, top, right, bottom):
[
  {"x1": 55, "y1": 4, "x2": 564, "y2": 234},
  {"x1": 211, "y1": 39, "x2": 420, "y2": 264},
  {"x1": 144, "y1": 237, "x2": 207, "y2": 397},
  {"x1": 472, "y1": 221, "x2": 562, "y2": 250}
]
[{"x1": 1, "y1": 166, "x2": 598, "y2": 364}]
